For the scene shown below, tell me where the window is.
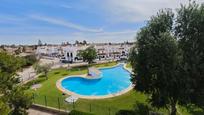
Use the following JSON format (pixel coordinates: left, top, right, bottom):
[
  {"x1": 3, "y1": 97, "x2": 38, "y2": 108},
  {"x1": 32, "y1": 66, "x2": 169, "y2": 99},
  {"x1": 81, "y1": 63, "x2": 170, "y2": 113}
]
[{"x1": 71, "y1": 53, "x2": 73, "y2": 57}]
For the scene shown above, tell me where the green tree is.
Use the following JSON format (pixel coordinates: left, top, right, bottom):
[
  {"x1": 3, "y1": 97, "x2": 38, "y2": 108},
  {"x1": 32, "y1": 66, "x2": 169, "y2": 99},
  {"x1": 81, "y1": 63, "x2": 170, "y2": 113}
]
[
  {"x1": 22, "y1": 46, "x2": 26, "y2": 52},
  {"x1": 15, "y1": 47, "x2": 22, "y2": 55},
  {"x1": 34, "y1": 64, "x2": 51, "y2": 80},
  {"x1": 38, "y1": 39, "x2": 42, "y2": 46},
  {"x1": 129, "y1": 10, "x2": 186, "y2": 115},
  {"x1": 23, "y1": 55, "x2": 37, "y2": 66},
  {"x1": 0, "y1": 100, "x2": 10, "y2": 115},
  {"x1": 75, "y1": 40, "x2": 80, "y2": 45},
  {"x1": 9, "y1": 87, "x2": 32, "y2": 115},
  {"x1": 82, "y1": 40, "x2": 87, "y2": 45},
  {"x1": 175, "y1": 1, "x2": 204, "y2": 107},
  {"x1": 77, "y1": 46, "x2": 97, "y2": 64},
  {"x1": 0, "y1": 52, "x2": 32, "y2": 115}
]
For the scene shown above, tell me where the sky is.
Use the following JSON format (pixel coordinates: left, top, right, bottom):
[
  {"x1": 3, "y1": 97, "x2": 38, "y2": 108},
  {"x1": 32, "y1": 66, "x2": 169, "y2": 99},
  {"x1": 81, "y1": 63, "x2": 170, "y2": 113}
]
[{"x1": 0, "y1": 0, "x2": 203, "y2": 45}]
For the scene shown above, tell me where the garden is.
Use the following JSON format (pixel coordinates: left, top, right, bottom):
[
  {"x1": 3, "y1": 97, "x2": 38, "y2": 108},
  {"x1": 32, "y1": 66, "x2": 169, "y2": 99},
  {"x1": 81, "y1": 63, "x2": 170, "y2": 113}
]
[{"x1": 27, "y1": 62, "x2": 203, "y2": 115}]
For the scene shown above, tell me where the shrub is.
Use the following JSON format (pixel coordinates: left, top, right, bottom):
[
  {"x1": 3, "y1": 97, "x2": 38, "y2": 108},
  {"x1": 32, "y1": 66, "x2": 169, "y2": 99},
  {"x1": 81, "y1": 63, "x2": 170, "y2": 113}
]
[
  {"x1": 116, "y1": 110, "x2": 135, "y2": 115},
  {"x1": 69, "y1": 110, "x2": 94, "y2": 115},
  {"x1": 25, "y1": 77, "x2": 46, "y2": 87},
  {"x1": 22, "y1": 55, "x2": 37, "y2": 67}
]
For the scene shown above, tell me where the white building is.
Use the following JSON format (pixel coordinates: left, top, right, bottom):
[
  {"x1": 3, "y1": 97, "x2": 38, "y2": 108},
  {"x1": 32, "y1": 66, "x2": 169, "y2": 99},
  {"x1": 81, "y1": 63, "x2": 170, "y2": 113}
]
[
  {"x1": 61, "y1": 45, "x2": 88, "y2": 62},
  {"x1": 36, "y1": 46, "x2": 62, "y2": 57},
  {"x1": 95, "y1": 43, "x2": 132, "y2": 60},
  {"x1": 36, "y1": 43, "x2": 134, "y2": 63}
]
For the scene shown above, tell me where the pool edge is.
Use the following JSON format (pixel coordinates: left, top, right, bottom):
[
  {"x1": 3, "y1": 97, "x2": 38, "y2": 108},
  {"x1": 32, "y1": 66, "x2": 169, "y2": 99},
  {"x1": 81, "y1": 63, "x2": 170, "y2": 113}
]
[{"x1": 56, "y1": 63, "x2": 134, "y2": 99}]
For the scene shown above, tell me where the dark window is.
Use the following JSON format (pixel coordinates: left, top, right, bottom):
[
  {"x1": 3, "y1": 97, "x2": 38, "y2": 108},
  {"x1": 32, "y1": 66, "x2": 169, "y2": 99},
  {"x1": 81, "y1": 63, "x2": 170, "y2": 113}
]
[{"x1": 71, "y1": 53, "x2": 73, "y2": 57}]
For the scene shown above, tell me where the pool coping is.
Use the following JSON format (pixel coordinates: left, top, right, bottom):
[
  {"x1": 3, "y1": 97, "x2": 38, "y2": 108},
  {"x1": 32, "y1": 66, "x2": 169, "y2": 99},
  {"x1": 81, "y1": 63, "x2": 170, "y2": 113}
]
[{"x1": 56, "y1": 63, "x2": 134, "y2": 99}]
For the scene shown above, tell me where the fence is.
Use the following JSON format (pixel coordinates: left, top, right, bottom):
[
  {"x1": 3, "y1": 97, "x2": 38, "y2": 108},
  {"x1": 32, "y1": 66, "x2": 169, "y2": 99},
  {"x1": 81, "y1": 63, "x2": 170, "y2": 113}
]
[{"x1": 32, "y1": 93, "x2": 119, "y2": 115}]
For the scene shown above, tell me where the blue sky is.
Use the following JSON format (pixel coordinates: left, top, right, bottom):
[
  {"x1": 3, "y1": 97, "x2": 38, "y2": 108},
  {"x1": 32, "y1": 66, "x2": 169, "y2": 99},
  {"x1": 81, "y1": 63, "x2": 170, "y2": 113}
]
[{"x1": 0, "y1": 0, "x2": 203, "y2": 45}]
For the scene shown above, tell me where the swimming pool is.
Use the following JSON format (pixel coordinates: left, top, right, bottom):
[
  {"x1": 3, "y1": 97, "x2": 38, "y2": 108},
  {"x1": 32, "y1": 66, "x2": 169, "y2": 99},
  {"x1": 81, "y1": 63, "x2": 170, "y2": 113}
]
[{"x1": 58, "y1": 64, "x2": 132, "y2": 98}]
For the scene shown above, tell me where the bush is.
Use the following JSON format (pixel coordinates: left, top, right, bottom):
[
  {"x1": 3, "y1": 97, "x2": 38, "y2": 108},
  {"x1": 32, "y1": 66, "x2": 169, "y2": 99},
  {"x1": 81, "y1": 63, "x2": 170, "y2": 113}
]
[
  {"x1": 25, "y1": 77, "x2": 46, "y2": 87},
  {"x1": 23, "y1": 55, "x2": 37, "y2": 66},
  {"x1": 69, "y1": 110, "x2": 94, "y2": 115},
  {"x1": 134, "y1": 102, "x2": 151, "y2": 115},
  {"x1": 116, "y1": 110, "x2": 136, "y2": 115}
]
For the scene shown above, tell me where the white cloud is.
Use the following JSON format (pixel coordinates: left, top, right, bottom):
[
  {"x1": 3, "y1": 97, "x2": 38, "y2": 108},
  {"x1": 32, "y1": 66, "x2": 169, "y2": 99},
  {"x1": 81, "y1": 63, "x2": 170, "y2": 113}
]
[
  {"x1": 0, "y1": 15, "x2": 28, "y2": 25},
  {"x1": 96, "y1": 30, "x2": 137, "y2": 36},
  {"x1": 29, "y1": 15, "x2": 103, "y2": 32},
  {"x1": 99, "y1": 0, "x2": 204, "y2": 23}
]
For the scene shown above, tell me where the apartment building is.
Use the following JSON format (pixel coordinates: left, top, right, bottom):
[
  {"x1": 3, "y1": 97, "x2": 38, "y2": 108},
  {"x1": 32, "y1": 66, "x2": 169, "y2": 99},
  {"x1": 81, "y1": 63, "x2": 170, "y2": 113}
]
[{"x1": 36, "y1": 43, "x2": 134, "y2": 63}]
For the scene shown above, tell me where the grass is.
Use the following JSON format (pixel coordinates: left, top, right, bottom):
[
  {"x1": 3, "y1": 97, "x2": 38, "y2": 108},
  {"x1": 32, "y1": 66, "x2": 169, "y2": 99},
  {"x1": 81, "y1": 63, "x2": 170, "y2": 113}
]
[
  {"x1": 69, "y1": 110, "x2": 94, "y2": 115},
  {"x1": 126, "y1": 62, "x2": 132, "y2": 68},
  {"x1": 28, "y1": 62, "x2": 203, "y2": 115}
]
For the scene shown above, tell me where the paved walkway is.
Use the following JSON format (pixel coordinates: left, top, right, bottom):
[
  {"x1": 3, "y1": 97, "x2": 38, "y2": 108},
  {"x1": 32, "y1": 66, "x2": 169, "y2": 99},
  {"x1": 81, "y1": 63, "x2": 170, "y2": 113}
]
[
  {"x1": 28, "y1": 105, "x2": 68, "y2": 115},
  {"x1": 28, "y1": 108, "x2": 55, "y2": 115},
  {"x1": 17, "y1": 66, "x2": 37, "y2": 84}
]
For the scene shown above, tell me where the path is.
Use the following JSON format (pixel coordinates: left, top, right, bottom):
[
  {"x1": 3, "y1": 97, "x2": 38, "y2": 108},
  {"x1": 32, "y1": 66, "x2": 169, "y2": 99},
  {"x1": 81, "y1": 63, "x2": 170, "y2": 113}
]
[
  {"x1": 17, "y1": 66, "x2": 37, "y2": 84},
  {"x1": 28, "y1": 108, "x2": 55, "y2": 115}
]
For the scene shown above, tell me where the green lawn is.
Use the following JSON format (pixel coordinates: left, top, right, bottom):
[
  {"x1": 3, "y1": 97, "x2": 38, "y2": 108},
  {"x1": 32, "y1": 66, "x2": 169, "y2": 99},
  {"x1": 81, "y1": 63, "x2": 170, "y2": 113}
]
[
  {"x1": 126, "y1": 62, "x2": 132, "y2": 68},
  {"x1": 28, "y1": 62, "x2": 203, "y2": 115}
]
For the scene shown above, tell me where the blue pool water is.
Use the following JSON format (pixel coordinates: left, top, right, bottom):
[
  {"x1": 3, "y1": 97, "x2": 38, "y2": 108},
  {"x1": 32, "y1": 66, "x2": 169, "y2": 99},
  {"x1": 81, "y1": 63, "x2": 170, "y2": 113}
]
[{"x1": 61, "y1": 64, "x2": 131, "y2": 96}]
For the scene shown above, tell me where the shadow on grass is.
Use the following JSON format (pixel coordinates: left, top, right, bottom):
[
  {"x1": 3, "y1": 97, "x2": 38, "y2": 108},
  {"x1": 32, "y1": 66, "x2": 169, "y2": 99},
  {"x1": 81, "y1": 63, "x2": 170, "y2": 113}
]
[
  {"x1": 116, "y1": 101, "x2": 163, "y2": 115},
  {"x1": 185, "y1": 105, "x2": 204, "y2": 115},
  {"x1": 54, "y1": 71, "x2": 60, "y2": 75},
  {"x1": 24, "y1": 77, "x2": 46, "y2": 87},
  {"x1": 61, "y1": 73, "x2": 69, "y2": 76}
]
